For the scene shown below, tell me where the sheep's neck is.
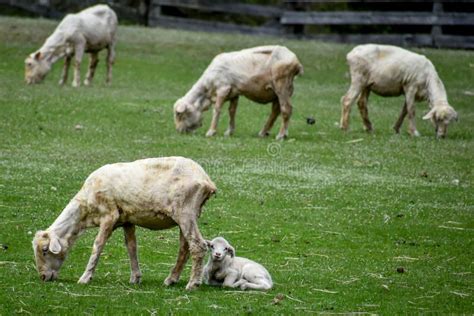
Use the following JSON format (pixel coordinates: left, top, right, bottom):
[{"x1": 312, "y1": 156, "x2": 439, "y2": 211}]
[
  {"x1": 39, "y1": 31, "x2": 69, "y2": 64},
  {"x1": 48, "y1": 199, "x2": 83, "y2": 251},
  {"x1": 184, "y1": 78, "x2": 212, "y2": 112},
  {"x1": 427, "y1": 73, "x2": 449, "y2": 107}
]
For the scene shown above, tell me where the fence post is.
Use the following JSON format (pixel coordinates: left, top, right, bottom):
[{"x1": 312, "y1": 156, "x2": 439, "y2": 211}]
[
  {"x1": 431, "y1": 0, "x2": 443, "y2": 48},
  {"x1": 148, "y1": 0, "x2": 162, "y2": 27}
]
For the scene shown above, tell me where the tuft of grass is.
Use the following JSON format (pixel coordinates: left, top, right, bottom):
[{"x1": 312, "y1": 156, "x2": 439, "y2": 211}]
[{"x1": 0, "y1": 16, "x2": 473, "y2": 314}]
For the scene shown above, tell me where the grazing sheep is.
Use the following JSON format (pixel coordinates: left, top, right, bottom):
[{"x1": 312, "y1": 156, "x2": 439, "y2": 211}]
[
  {"x1": 173, "y1": 45, "x2": 303, "y2": 140},
  {"x1": 32, "y1": 157, "x2": 216, "y2": 290},
  {"x1": 340, "y1": 44, "x2": 458, "y2": 138},
  {"x1": 24, "y1": 4, "x2": 117, "y2": 87},
  {"x1": 203, "y1": 237, "x2": 273, "y2": 291}
]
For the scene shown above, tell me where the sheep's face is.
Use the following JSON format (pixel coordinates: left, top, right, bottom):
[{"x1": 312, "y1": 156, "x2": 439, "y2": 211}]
[
  {"x1": 207, "y1": 237, "x2": 235, "y2": 261},
  {"x1": 32, "y1": 231, "x2": 66, "y2": 281},
  {"x1": 24, "y1": 52, "x2": 51, "y2": 85},
  {"x1": 423, "y1": 104, "x2": 458, "y2": 138},
  {"x1": 173, "y1": 98, "x2": 204, "y2": 133}
]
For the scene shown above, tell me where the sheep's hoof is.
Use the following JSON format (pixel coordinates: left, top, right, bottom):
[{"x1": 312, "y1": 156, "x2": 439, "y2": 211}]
[
  {"x1": 84, "y1": 79, "x2": 91, "y2": 86},
  {"x1": 130, "y1": 274, "x2": 142, "y2": 284},
  {"x1": 258, "y1": 130, "x2": 269, "y2": 138},
  {"x1": 205, "y1": 130, "x2": 217, "y2": 137},
  {"x1": 185, "y1": 281, "x2": 201, "y2": 291},
  {"x1": 58, "y1": 80, "x2": 65, "y2": 86},
  {"x1": 410, "y1": 130, "x2": 421, "y2": 137},
  {"x1": 164, "y1": 275, "x2": 179, "y2": 286},
  {"x1": 72, "y1": 81, "x2": 80, "y2": 88},
  {"x1": 78, "y1": 274, "x2": 92, "y2": 284},
  {"x1": 275, "y1": 133, "x2": 287, "y2": 141},
  {"x1": 224, "y1": 129, "x2": 234, "y2": 137}
]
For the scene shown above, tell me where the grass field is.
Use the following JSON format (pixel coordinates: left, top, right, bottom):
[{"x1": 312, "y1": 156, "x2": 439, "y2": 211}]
[{"x1": 0, "y1": 16, "x2": 473, "y2": 314}]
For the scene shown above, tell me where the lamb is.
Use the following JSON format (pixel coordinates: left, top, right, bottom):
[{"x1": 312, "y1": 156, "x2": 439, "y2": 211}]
[
  {"x1": 340, "y1": 44, "x2": 458, "y2": 138},
  {"x1": 32, "y1": 157, "x2": 216, "y2": 290},
  {"x1": 173, "y1": 45, "x2": 303, "y2": 140},
  {"x1": 24, "y1": 4, "x2": 117, "y2": 87},
  {"x1": 203, "y1": 237, "x2": 273, "y2": 291}
]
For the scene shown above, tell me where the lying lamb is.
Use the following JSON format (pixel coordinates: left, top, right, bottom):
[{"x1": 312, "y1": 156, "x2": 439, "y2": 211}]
[
  {"x1": 203, "y1": 237, "x2": 273, "y2": 291},
  {"x1": 25, "y1": 4, "x2": 117, "y2": 87},
  {"x1": 173, "y1": 45, "x2": 303, "y2": 140},
  {"x1": 340, "y1": 44, "x2": 458, "y2": 138},
  {"x1": 32, "y1": 157, "x2": 216, "y2": 290}
]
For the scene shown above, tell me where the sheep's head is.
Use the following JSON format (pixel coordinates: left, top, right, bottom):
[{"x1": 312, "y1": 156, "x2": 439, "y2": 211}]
[
  {"x1": 32, "y1": 230, "x2": 66, "y2": 281},
  {"x1": 423, "y1": 104, "x2": 458, "y2": 138},
  {"x1": 25, "y1": 52, "x2": 51, "y2": 85},
  {"x1": 173, "y1": 98, "x2": 204, "y2": 133},
  {"x1": 206, "y1": 237, "x2": 235, "y2": 261}
]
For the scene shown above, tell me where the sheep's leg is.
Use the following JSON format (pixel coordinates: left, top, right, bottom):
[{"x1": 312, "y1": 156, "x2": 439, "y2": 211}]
[
  {"x1": 78, "y1": 214, "x2": 117, "y2": 284},
  {"x1": 222, "y1": 272, "x2": 239, "y2": 288},
  {"x1": 84, "y1": 52, "x2": 99, "y2": 86},
  {"x1": 405, "y1": 89, "x2": 420, "y2": 137},
  {"x1": 123, "y1": 224, "x2": 141, "y2": 284},
  {"x1": 272, "y1": 70, "x2": 295, "y2": 140},
  {"x1": 106, "y1": 42, "x2": 116, "y2": 85},
  {"x1": 357, "y1": 88, "x2": 373, "y2": 132},
  {"x1": 206, "y1": 88, "x2": 230, "y2": 137},
  {"x1": 259, "y1": 100, "x2": 281, "y2": 137},
  {"x1": 174, "y1": 218, "x2": 206, "y2": 290},
  {"x1": 393, "y1": 102, "x2": 408, "y2": 134},
  {"x1": 224, "y1": 97, "x2": 239, "y2": 137},
  {"x1": 239, "y1": 279, "x2": 272, "y2": 291},
  {"x1": 340, "y1": 82, "x2": 363, "y2": 131},
  {"x1": 72, "y1": 38, "x2": 86, "y2": 88},
  {"x1": 164, "y1": 230, "x2": 190, "y2": 286},
  {"x1": 58, "y1": 55, "x2": 72, "y2": 86}
]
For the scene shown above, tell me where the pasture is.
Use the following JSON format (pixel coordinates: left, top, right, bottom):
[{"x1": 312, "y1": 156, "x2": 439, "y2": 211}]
[{"x1": 0, "y1": 16, "x2": 473, "y2": 314}]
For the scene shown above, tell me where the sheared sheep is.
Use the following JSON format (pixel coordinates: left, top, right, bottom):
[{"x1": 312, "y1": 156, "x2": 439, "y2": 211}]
[
  {"x1": 32, "y1": 157, "x2": 216, "y2": 290},
  {"x1": 340, "y1": 44, "x2": 458, "y2": 138},
  {"x1": 24, "y1": 4, "x2": 117, "y2": 87},
  {"x1": 173, "y1": 45, "x2": 303, "y2": 140},
  {"x1": 203, "y1": 237, "x2": 273, "y2": 291}
]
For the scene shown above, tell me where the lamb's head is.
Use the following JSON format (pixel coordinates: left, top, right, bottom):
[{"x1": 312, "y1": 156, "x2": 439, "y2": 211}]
[
  {"x1": 206, "y1": 237, "x2": 235, "y2": 262},
  {"x1": 25, "y1": 52, "x2": 51, "y2": 85},
  {"x1": 173, "y1": 98, "x2": 205, "y2": 133},
  {"x1": 423, "y1": 104, "x2": 458, "y2": 138},
  {"x1": 32, "y1": 230, "x2": 66, "y2": 281}
]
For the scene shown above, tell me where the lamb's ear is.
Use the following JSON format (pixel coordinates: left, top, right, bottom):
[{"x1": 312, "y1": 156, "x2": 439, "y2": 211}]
[
  {"x1": 174, "y1": 101, "x2": 187, "y2": 114},
  {"x1": 228, "y1": 245, "x2": 235, "y2": 258},
  {"x1": 34, "y1": 52, "x2": 42, "y2": 60},
  {"x1": 422, "y1": 108, "x2": 435, "y2": 120},
  {"x1": 205, "y1": 240, "x2": 212, "y2": 249},
  {"x1": 48, "y1": 233, "x2": 62, "y2": 254}
]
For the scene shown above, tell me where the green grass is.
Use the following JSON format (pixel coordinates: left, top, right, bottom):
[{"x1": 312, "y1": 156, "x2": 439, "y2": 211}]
[{"x1": 0, "y1": 16, "x2": 473, "y2": 314}]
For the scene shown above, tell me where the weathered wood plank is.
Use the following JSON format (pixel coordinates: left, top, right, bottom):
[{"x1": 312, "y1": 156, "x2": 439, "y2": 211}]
[
  {"x1": 156, "y1": 0, "x2": 282, "y2": 18},
  {"x1": 149, "y1": 14, "x2": 282, "y2": 36},
  {"x1": 281, "y1": 11, "x2": 474, "y2": 26}
]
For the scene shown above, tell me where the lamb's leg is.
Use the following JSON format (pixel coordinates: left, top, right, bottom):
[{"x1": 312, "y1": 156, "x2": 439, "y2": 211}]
[
  {"x1": 106, "y1": 42, "x2": 116, "y2": 85},
  {"x1": 222, "y1": 272, "x2": 239, "y2": 288},
  {"x1": 78, "y1": 213, "x2": 118, "y2": 284},
  {"x1": 224, "y1": 97, "x2": 239, "y2": 137},
  {"x1": 393, "y1": 102, "x2": 408, "y2": 134},
  {"x1": 123, "y1": 224, "x2": 141, "y2": 284},
  {"x1": 273, "y1": 74, "x2": 294, "y2": 140},
  {"x1": 259, "y1": 100, "x2": 281, "y2": 137},
  {"x1": 164, "y1": 229, "x2": 190, "y2": 286},
  {"x1": 405, "y1": 89, "x2": 420, "y2": 137},
  {"x1": 72, "y1": 38, "x2": 86, "y2": 88},
  {"x1": 84, "y1": 52, "x2": 99, "y2": 86},
  {"x1": 340, "y1": 81, "x2": 363, "y2": 131},
  {"x1": 239, "y1": 279, "x2": 272, "y2": 291},
  {"x1": 58, "y1": 55, "x2": 72, "y2": 86},
  {"x1": 175, "y1": 218, "x2": 206, "y2": 290},
  {"x1": 357, "y1": 88, "x2": 373, "y2": 132},
  {"x1": 206, "y1": 88, "x2": 230, "y2": 137}
]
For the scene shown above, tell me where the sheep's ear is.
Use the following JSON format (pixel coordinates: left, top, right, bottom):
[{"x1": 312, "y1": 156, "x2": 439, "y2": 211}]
[
  {"x1": 48, "y1": 233, "x2": 62, "y2": 254},
  {"x1": 422, "y1": 109, "x2": 435, "y2": 120},
  {"x1": 34, "y1": 52, "x2": 42, "y2": 60},
  {"x1": 175, "y1": 101, "x2": 187, "y2": 114},
  {"x1": 205, "y1": 240, "x2": 212, "y2": 249},
  {"x1": 228, "y1": 245, "x2": 235, "y2": 258}
]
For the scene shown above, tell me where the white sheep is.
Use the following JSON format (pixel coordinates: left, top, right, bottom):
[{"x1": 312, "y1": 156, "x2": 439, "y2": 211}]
[
  {"x1": 203, "y1": 237, "x2": 273, "y2": 291},
  {"x1": 340, "y1": 44, "x2": 458, "y2": 138},
  {"x1": 32, "y1": 157, "x2": 216, "y2": 290},
  {"x1": 173, "y1": 45, "x2": 303, "y2": 140},
  {"x1": 24, "y1": 4, "x2": 117, "y2": 87}
]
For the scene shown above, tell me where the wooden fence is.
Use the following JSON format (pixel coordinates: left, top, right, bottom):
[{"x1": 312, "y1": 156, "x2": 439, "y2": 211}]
[
  {"x1": 2, "y1": 0, "x2": 474, "y2": 49},
  {"x1": 148, "y1": 0, "x2": 474, "y2": 49}
]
